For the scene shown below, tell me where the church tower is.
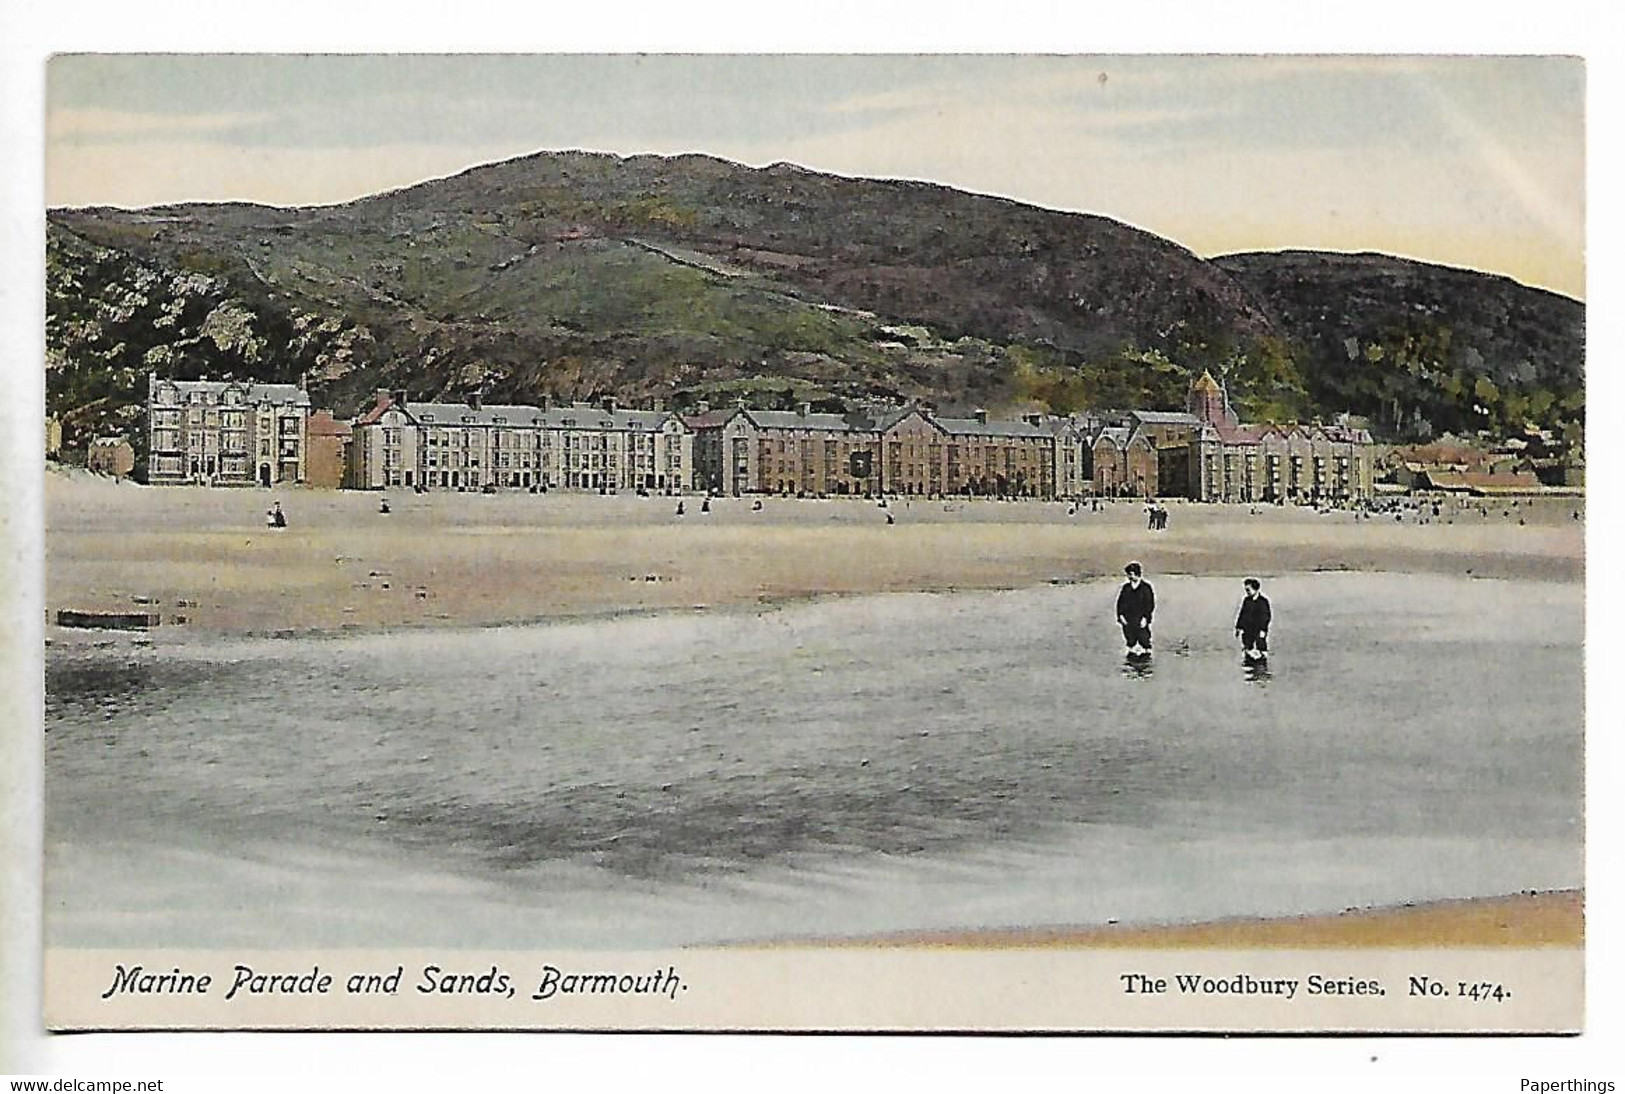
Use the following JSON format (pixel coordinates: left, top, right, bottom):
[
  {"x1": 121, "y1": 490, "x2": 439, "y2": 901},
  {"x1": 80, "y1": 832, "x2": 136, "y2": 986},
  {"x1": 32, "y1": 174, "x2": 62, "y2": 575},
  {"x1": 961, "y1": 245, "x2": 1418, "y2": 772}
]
[{"x1": 1188, "y1": 370, "x2": 1239, "y2": 431}]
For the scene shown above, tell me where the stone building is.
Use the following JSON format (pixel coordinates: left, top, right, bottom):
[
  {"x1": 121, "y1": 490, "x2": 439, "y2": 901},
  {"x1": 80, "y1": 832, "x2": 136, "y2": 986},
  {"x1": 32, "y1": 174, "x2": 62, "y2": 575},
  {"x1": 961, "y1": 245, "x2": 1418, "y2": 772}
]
[
  {"x1": 146, "y1": 374, "x2": 310, "y2": 486},
  {"x1": 1089, "y1": 425, "x2": 1158, "y2": 497},
  {"x1": 1184, "y1": 371, "x2": 1375, "y2": 502},
  {"x1": 304, "y1": 410, "x2": 352, "y2": 489},
  {"x1": 86, "y1": 436, "x2": 135, "y2": 478},
  {"x1": 349, "y1": 392, "x2": 693, "y2": 493},
  {"x1": 691, "y1": 404, "x2": 1061, "y2": 498}
]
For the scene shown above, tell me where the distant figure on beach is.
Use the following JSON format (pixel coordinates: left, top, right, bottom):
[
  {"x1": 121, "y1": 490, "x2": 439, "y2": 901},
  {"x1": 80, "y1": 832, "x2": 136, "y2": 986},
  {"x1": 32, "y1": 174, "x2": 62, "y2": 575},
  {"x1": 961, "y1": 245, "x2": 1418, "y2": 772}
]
[
  {"x1": 675, "y1": 500, "x2": 685, "y2": 516},
  {"x1": 1115, "y1": 562, "x2": 1155, "y2": 656},
  {"x1": 700, "y1": 496, "x2": 710, "y2": 513},
  {"x1": 1235, "y1": 578, "x2": 1271, "y2": 661},
  {"x1": 266, "y1": 501, "x2": 286, "y2": 529},
  {"x1": 379, "y1": 498, "x2": 391, "y2": 515},
  {"x1": 886, "y1": 511, "x2": 895, "y2": 525},
  {"x1": 1147, "y1": 505, "x2": 1156, "y2": 530},
  {"x1": 752, "y1": 499, "x2": 764, "y2": 511}
]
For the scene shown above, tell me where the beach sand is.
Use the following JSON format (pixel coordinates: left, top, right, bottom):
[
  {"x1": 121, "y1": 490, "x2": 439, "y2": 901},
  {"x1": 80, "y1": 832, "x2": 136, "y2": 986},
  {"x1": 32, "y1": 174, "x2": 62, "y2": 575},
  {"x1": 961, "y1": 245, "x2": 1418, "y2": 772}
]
[
  {"x1": 43, "y1": 472, "x2": 1587, "y2": 951},
  {"x1": 45, "y1": 472, "x2": 1584, "y2": 641},
  {"x1": 767, "y1": 891, "x2": 1583, "y2": 949}
]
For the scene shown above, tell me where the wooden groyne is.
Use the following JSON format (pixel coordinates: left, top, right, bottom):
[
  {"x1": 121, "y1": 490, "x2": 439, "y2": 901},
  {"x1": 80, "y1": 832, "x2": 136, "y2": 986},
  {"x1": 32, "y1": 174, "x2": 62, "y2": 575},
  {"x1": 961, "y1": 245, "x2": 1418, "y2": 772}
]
[{"x1": 55, "y1": 610, "x2": 162, "y2": 631}]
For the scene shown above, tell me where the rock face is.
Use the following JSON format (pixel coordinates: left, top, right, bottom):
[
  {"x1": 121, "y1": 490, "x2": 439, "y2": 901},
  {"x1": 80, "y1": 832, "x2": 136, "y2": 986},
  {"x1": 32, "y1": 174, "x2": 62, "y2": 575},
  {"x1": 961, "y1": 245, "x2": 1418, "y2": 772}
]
[
  {"x1": 46, "y1": 150, "x2": 1583, "y2": 461},
  {"x1": 1213, "y1": 250, "x2": 1585, "y2": 439}
]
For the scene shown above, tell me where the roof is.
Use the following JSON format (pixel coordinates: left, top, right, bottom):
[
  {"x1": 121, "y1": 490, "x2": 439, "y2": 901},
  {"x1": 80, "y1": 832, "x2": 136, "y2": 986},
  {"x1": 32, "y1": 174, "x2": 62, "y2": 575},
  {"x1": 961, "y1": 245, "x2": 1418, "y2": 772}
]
[
  {"x1": 90, "y1": 435, "x2": 131, "y2": 447},
  {"x1": 353, "y1": 393, "x2": 394, "y2": 427},
  {"x1": 744, "y1": 409, "x2": 864, "y2": 432},
  {"x1": 1191, "y1": 370, "x2": 1224, "y2": 393},
  {"x1": 679, "y1": 409, "x2": 740, "y2": 430},
  {"x1": 1212, "y1": 423, "x2": 1265, "y2": 445},
  {"x1": 1422, "y1": 469, "x2": 1544, "y2": 494},
  {"x1": 1319, "y1": 424, "x2": 1375, "y2": 444},
  {"x1": 935, "y1": 416, "x2": 1053, "y2": 439},
  {"x1": 1130, "y1": 410, "x2": 1201, "y2": 426},
  {"x1": 156, "y1": 378, "x2": 310, "y2": 406},
  {"x1": 400, "y1": 402, "x2": 685, "y2": 432}
]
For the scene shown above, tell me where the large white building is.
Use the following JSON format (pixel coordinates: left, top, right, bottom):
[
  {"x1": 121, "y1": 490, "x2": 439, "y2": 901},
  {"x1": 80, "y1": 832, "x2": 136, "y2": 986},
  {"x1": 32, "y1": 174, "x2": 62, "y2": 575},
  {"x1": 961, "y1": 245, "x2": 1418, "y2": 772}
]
[
  {"x1": 350, "y1": 392, "x2": 694, "y2": 493},
  {"x1": 146, "y1": 374, "x2": 310, "y2": 486}
]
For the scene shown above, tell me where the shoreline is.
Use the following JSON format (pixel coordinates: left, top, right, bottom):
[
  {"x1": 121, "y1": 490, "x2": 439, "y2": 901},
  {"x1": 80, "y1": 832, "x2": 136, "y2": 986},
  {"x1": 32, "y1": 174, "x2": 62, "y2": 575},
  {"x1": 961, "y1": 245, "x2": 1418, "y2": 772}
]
[
  {"x1": 744, "y1": 890, "x2": 1584, "y2": 950},
  {"x1": 44, "y1": 564, "x2": 1584, "y2": 650},
  {"x1": 45, "y1": 478, "x2": 1585, "y2": 641}
]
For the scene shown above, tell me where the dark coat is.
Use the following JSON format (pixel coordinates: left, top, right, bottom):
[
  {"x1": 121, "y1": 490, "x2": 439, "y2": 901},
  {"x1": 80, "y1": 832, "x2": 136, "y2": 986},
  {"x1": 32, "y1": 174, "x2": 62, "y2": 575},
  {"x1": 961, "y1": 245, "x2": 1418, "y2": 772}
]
[
  {"x1": 1116, "y1": 580, "x2": 1155, "y2": 624},
  {"x1": 1236, "y1": 593, "x2": 1272, "y2": 633}
]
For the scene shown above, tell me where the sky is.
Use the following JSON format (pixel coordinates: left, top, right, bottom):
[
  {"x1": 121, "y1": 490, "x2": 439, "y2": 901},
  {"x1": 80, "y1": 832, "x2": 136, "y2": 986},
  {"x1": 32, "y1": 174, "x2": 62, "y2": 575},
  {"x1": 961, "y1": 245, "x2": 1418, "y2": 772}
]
[{"x1": 45, "y1": 53, "x2": 1585, "y2": 299}]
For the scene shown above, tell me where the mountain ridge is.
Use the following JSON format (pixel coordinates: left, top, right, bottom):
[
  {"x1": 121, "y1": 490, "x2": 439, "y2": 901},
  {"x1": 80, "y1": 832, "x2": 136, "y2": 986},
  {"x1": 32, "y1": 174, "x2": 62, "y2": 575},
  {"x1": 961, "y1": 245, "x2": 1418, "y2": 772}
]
[{"x1": 45, "y1": 149, "x2": 1584, "y2": 460}]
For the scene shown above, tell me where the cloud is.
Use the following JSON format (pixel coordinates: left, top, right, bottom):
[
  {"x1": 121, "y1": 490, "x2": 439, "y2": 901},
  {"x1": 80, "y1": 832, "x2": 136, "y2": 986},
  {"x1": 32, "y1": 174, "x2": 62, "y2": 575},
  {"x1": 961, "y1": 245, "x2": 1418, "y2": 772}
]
[
  {"x1": 41, "y1": 54, "x2": 1584, "y2": 296},
  {"x1": 47, "y1": 107, "x2": 277, "y2": 145}
]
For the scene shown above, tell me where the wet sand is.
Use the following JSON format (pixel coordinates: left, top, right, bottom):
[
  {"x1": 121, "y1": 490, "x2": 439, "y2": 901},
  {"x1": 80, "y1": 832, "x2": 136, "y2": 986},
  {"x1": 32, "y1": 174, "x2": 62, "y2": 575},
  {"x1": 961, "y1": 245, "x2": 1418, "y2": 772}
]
[
  {"x1": 764, "y1": 890, "x2": 1584, "y2": 949},
  {"x1": 45, "y1": 472, "x2": 1584, "y2": 641},
  {"x1": 44, "y1": 473, "x2": 1587, "y2": 951}
]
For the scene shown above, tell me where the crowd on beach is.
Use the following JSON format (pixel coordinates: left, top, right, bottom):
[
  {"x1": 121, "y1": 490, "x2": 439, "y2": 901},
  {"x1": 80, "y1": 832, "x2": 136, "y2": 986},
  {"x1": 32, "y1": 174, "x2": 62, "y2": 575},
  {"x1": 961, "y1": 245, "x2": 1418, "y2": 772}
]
[{"x1": 251, "y1": 485, "x2": 1580, "y2": 534}]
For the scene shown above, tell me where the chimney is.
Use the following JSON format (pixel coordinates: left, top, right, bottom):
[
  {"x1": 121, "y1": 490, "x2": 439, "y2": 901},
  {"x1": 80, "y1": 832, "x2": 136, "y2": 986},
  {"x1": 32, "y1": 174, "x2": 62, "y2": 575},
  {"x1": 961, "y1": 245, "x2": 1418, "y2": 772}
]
[
  {"x1": 541, "y1": 394, "x2": 553, "y2": 411},
  {"x1": 797, "y1": 401, "x2": 811, "y2": 417},
  {"x1": 602, "y1": 395, "x2": 617, "y2": 413},
  {"x1": 467, "y1": 391, "x2": 482, "y2": 411},
  {"x1": 1024, "y1": 412, "x2": 1044, "y2": 426},
  {"x1": 391, "y1": 389, "x2": 408, "y2": 408},
  {"x1": 974, "y1": 408, "x2": 989, "y2": 425},
  {"x1": 652, "y1": 397, "x2": 665, "y2": 412},
  {"x1": 696, "y1": 399, "x2": 711, "y2": 414}
]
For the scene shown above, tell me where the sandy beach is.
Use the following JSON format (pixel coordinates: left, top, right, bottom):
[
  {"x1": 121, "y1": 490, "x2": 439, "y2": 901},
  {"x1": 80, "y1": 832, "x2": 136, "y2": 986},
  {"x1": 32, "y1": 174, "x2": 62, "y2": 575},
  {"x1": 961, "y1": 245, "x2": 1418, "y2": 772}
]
[
  {"x1": 775, "y1": 890, "x2": 1583, "y2": 949},
  {"x1": 45, "y1": 471, "x2": 1584, "y2": 641},
  {"x1": 43, "y1": 471, "x2": 1587, "y2": 953}
]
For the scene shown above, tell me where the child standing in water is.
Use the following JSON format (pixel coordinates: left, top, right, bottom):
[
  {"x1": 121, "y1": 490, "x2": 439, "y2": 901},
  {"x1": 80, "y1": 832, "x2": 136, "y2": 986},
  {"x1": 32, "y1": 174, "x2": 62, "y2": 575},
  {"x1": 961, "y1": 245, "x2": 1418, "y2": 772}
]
[
  {"x1": 1235, "y1": 577, "x2": 1272, "y2": 660},
  {"x1": 1116, "y1": 562, "x2": 1155, "y2": 656}
]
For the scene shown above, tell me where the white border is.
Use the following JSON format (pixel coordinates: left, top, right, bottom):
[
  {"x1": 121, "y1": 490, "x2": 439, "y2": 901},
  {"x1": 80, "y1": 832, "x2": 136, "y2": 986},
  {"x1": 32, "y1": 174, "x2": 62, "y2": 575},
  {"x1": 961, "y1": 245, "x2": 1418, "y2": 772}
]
[{"x1": 4, "y1": 2, "x2": 1619, "y2": 1088}]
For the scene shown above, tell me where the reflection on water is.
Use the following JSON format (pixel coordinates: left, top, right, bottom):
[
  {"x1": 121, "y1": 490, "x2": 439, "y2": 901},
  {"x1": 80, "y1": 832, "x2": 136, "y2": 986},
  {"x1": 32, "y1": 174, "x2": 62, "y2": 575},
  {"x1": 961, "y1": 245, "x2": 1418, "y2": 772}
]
[
  {"x1": 44, "y1": 573, "x2": 1583, "y2": 947},
  {"x1": 1243, "y1": 657, "x2": 1272, "y2": 686},
  {"x1": 1120, "y1": 653, "x2": 1155, "y2": 679}
]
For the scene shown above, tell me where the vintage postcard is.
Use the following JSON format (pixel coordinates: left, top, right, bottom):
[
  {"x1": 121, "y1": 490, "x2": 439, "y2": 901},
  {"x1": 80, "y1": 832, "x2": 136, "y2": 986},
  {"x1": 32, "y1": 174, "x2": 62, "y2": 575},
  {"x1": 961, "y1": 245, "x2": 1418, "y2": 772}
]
[{"x1": 35, "y1": 53, "x2": 1585, "y2": 1034}]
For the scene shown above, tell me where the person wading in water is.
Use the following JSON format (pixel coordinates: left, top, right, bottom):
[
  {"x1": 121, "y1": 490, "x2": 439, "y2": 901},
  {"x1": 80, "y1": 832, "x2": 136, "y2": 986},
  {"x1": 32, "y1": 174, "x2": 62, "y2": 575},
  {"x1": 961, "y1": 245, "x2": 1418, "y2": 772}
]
[
  {"x1": 1116, "y1": 561, "x2": 1155, "y2": 656},
  {"x1": 1235, "y1": 577, "x2": 1272, "y2": 661}
]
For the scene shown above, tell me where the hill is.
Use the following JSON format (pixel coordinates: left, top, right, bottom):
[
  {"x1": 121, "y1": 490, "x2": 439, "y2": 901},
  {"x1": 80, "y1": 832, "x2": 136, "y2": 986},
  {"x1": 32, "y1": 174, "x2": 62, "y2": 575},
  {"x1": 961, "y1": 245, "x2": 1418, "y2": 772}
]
[
  {"x1": 45, "y1": 150, "x2": 1584, "y2": 459},
  {"x1": 1213, "y1": 250, "x2": 1585, "y2": 439}
]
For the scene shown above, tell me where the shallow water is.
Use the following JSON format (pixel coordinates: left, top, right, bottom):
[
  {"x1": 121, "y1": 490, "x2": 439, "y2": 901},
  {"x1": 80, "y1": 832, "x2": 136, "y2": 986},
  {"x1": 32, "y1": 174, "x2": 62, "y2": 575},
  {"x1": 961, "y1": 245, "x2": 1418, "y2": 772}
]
[{"x1": 45, "y1": 573, "x2": 1583, "y2": 948}]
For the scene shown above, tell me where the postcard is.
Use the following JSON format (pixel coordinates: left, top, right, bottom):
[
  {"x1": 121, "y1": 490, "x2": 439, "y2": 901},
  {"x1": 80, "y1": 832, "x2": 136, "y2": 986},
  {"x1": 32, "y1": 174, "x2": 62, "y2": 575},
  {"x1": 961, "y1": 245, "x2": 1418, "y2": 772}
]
[{"x1": 34, "y1": 53, "x2": 1585, "y2": 1034}]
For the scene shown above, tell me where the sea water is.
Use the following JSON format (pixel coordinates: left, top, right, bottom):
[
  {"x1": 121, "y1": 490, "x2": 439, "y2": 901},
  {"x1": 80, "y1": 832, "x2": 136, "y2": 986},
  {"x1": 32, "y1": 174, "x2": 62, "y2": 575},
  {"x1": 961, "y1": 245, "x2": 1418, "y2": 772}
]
[{"x1": 44, "y1": 572, "x2": 1583, "y2": 948}]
